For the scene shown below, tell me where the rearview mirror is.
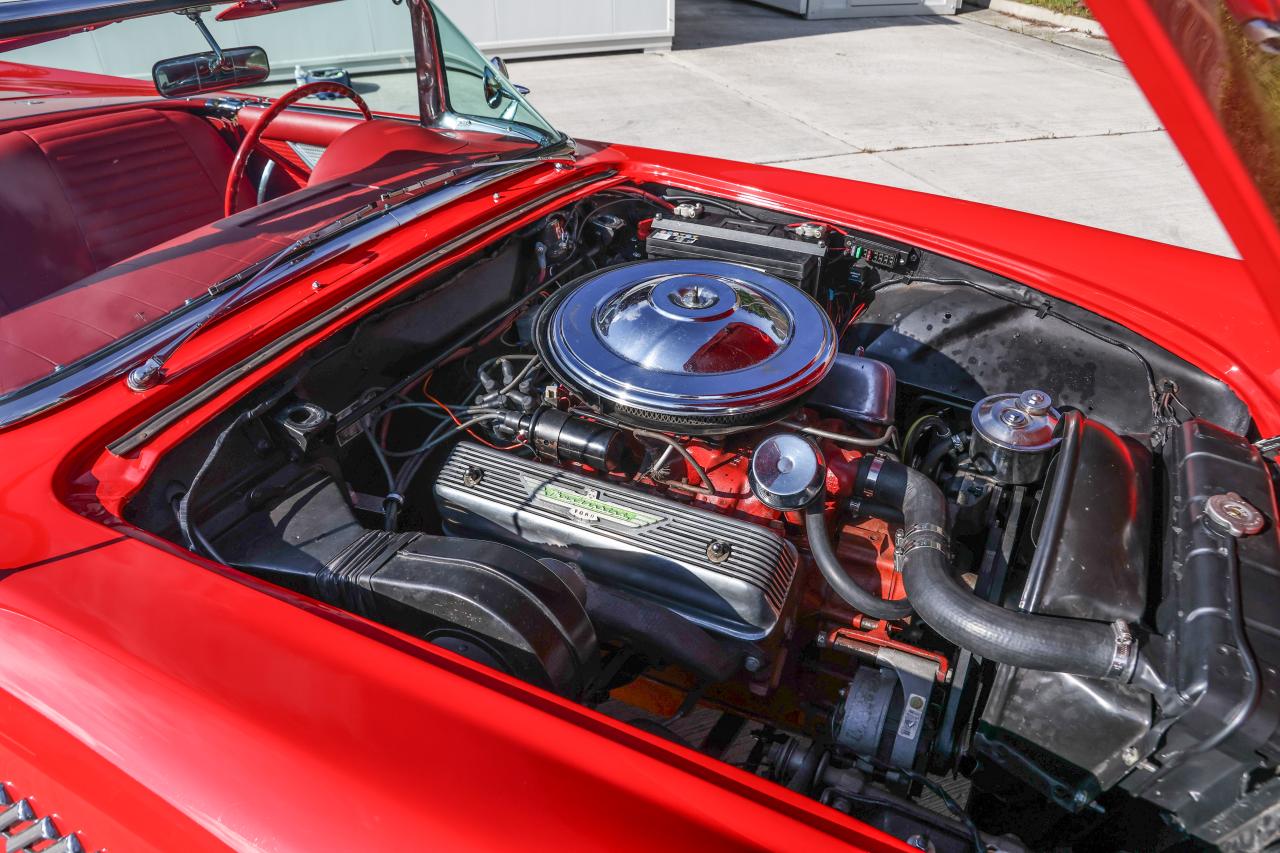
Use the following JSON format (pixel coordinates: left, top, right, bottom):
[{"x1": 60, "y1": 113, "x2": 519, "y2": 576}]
[
  {"x1": 153, "y1": 46, "x2": 269, "y2": 98},
  {"x1": 489, "y1": 56, "x2": 531, "y2": 96}
]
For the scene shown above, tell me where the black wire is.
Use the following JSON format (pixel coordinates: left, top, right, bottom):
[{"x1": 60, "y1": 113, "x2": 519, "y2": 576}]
[
  {"x1": 171, "y1": 496, "x2": 227, "y2": 565},
  {"x1": 863, "y1": 758, "x2": 985, "y2": 853},
  {"x1": 572, "y1": 196, "x2": 668, "y2": 245},
  {"x1": 177, "y1": 380, "x2": 297, "y2": 558},
  {"x1": 661, "y1": 194, "x2": 762, "y2": 220},
  {"x1": 177, "y1": 408, "x2": 254, "y2": 555},
  {"x1": 863, "y1": 274, "x2": 1167, "y2": 425},
  {"x1": 1048, "y1": 308, "x2": 1162, "y2": 419},
  {"x1": 365, "y1": 429, "x2": 400, "y2": 531},
  {"x1": 366, "y1": 428, "x2": 395, "y2": 487}
]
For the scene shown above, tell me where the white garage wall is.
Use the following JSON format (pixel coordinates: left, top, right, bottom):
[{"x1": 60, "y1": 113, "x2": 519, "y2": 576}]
[
  {"x1": 444, "y1": 0, "x2": 672, "y2": 58},
  {"x1": 1, "y1": 0, "x2": 673, "y2": 79}
]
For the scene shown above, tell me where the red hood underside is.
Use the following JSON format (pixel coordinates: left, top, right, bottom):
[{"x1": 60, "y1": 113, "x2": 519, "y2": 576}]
[{"x1": 1094, "y1": 1, "x2": 1280, "y2": 321}]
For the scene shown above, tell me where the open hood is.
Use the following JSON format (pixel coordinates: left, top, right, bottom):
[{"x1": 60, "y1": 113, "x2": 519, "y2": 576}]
[{"x1": 1094, "y1": 1, "x2": 1280, "y2": 313}]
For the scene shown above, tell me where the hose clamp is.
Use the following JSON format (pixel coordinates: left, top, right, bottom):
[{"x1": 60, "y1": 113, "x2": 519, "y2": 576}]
[
  {"x1": 898, "y1": 522, "x2": 949, "y2": 558},
  {"x1": 860, "y1": 456, "x2": 884, "y2": 499},
  {"x1": 1106, "y1": 620, "x2": 1135, "y2": 680}
]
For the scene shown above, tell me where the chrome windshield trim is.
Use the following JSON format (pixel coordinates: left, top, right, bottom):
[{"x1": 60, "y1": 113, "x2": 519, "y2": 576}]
[
  {"x1": 0, "y1": 159, "x2": 543, "y2": 430},
  {"x1": 108, "y1": 167, "x2": 612, "y2": 456},
  {"x1": 0, "y1": 0, "x2": 206, "y2": 37}
]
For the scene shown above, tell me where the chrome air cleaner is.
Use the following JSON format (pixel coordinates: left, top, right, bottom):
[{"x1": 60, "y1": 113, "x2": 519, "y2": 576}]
[{"x1": 534, "y1": 259, "x2": 837, "y2": 433}]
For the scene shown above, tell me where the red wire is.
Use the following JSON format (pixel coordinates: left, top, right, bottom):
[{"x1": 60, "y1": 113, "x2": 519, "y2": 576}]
[
  {"x1": 842, "y1": 302, "x2": 868, "y2": 336},
  {"x1": 608, "y1": 185, "x2": 676, "y2": 210},
  {"x1": 423, "y1": 387, "x2": 521, "y2": 451}
]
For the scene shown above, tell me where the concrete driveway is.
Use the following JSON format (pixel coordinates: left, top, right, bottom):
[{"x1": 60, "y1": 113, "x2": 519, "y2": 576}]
[
  {"x1": 263, "y1": 0, "x2": 1233, "y2": 256},
  {"x1": 510, "y1": 0, "x2": 1233, "y2": 256}
]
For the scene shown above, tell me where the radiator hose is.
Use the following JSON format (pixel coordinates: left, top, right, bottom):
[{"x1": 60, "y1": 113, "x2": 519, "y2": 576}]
[{"x1": 849, "y1": 413, "x2": 1140, "y2": 682}]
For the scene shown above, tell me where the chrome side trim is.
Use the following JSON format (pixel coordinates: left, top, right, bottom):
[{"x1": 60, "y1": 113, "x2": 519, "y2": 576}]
[
  {"x1": 108, "y1": 168, "x2": 614, "y2": 455},
  {"x1": 287, "y1": 141, "x2": 327, "y2": 169},
  {"x1": 0, "y1": 781, "x2": 89, "y2": 853},
  {"x1": 0, "y1": 161, "x2": 542, "y2": 430}
]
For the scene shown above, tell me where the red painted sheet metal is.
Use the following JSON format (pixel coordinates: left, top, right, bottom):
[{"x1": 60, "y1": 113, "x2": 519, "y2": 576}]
[
  {"x1": 0, "y1": 532, "x2": 909, "y2": 851},
  {"x1": 0, "y1": 74, "x2": 1276, "y2": 850}
]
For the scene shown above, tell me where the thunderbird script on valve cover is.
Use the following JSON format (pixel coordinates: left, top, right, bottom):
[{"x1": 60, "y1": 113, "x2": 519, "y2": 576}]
[{"x1": 2, "y1": 0, "x2": 1280, "y2": 850}]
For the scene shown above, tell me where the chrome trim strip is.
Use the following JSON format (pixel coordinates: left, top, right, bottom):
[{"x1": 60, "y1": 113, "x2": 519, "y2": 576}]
[
  {"x1": 108, "y1": 168, "x2": 614, "y2": 455},
  {"x1": 287, "y1": 141, "x2": 327, "y2": 169},
  {"x1": 0, "y1": 780, "x2": 88, "y2": 853},
  {"x1": 42, "y1": 837, "x2": 86, "y2": 853},
  {"x1": 0, "y1": 161, "x2": 542, "y2": 430},
  {"x1": 7, "y1": 815, "x2": 56, "y2": 851},
  {"x1": 0, "y1": 801, "x2": 32, "y2": 832}
]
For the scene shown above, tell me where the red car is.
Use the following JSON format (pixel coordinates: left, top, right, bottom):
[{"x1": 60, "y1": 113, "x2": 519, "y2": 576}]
[{"x1": 1, "y1": 0, "x2": 1279, "y2": 850}]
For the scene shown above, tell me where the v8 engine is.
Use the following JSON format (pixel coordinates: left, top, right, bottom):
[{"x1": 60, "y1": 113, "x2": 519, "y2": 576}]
[{"x1": 128, "y1": 187, "x2": 1280, "y2": 852}]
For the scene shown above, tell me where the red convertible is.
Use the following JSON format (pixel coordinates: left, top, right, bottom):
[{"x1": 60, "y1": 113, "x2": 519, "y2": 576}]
[{"x1": 2, "y1": 0, "x2": 1280, "y2": 850}]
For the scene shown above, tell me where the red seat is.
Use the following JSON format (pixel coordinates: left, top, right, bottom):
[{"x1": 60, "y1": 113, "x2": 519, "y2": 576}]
[{"x1": 0, "y1": 107, "x2": 251, "y2": 313}]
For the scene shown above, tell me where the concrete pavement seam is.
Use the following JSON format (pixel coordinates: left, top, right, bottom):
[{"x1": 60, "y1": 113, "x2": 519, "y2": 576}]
[
  {"x1": 658, "y1": 50, "x2": 866, "y2": 156},
  {"x1": 760, "y1": 126, "x2": 1162, "y2": 162}
]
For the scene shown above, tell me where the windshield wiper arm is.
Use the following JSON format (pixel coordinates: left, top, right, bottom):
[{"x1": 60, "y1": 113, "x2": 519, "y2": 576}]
[
  {"x1": 125, "y1": 155, "x2": 573, "y2": 392},
  {"x1": 124, "y1": 216, "x2": 357, "y2": 391}
]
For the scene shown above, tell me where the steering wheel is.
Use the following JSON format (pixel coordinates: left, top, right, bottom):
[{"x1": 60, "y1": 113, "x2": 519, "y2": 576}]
[{"x1": 225, "y1": 81, "x2": 373, "y2": 217}]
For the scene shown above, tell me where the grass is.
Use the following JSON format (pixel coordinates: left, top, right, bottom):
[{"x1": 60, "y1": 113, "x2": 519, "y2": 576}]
[
  {"x1": 1220, "y1": 2, "x2": 1280, "y2": 220},
  {"x1": 1007, "y1": 0, "x2": 1095, "y2": 19}
]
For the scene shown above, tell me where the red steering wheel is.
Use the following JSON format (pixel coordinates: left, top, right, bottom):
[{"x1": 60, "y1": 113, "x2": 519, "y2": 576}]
[{"x1": 225, "y1": 81, "x2": 373, "y2": 217}]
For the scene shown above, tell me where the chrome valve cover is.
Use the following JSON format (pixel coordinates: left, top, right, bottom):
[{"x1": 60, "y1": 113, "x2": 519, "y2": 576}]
[
  {"x1": 534, "y1": 259, "x2": 837, "y2": 433},
  {"x1": 435, "y1": 441, "x2": 799, "y2": 641}
]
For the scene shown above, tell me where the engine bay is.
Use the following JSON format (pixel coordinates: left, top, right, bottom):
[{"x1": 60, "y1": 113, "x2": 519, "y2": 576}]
[{"x1": 124, "y1": 184, "x2": 1280, "y2": 852}]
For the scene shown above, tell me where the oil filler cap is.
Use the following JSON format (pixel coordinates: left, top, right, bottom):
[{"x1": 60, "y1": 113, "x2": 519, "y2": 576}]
[{"x1": 749, "y1": 433, "x2": 827, "y2": 511}]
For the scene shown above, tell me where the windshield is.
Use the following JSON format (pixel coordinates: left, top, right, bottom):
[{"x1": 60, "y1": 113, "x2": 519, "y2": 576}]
[
  {"x1": 0, "y1": 0, "x2": 563, "y2": 408},
  {"x1": 432, "y1": 6, "x2": 559, "y2": 144}
]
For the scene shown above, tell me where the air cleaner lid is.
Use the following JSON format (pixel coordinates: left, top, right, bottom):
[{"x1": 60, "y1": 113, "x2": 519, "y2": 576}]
[{"x1": 535, "y1": 260, "x2": 836, "y2": 426}]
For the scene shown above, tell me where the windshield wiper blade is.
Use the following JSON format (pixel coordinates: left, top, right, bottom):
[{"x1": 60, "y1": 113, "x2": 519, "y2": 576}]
[
  {"x1": 374, "y1": 153, "x2": 574, "y2": 204},
  {"x1": 124, "y1": 218, "x2": 354, "y2": 391},
  {"x1": 124, "y1": 155, "x2": 573, "y2": 392}
]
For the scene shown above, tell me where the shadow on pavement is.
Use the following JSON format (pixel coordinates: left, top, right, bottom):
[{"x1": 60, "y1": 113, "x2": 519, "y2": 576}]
[{"x1": 676, "y1": 0, "x2": 959, "y2": 51}]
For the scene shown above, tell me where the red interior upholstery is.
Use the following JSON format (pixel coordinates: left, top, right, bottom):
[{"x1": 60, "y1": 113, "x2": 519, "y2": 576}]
[
  {"x1": 0, "y1": 108, "x2": 252, "y2": 313},
  {"x1": 0, "y1": 150, "x2": 470, "y2": 394},
  {"x1": 0, "y1": 109, "x2": 527, "y2": 395}
]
